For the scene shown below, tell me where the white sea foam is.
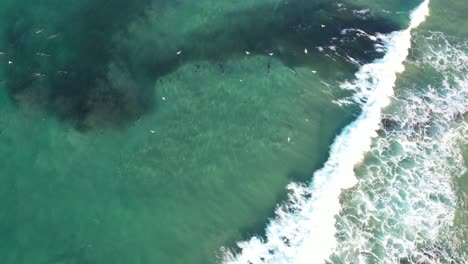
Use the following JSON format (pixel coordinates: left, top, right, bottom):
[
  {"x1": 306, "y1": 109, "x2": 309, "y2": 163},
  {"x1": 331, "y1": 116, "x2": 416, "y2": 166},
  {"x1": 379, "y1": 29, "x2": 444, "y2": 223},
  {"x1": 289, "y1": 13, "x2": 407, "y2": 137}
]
[
  {"x1": 331, "y1": 31, "x2": 468, "y2": 263},
  {"x1": 340, "y1": 28, "x2": 379, "y2": 41},
  {"x1": 221, "y1": 1, "x2": 431, "y2": 263}
]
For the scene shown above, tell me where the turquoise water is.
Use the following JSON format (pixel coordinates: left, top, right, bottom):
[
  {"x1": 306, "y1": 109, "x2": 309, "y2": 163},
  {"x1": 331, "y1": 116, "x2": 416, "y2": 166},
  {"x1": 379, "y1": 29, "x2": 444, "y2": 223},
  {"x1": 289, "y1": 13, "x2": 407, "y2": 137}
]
[
  {"x1": 0, "y1": 0, "x2": 466, "y2": 264},
  {"x1": 224, "y1": 0, "x2": 468, "y2": 263}
]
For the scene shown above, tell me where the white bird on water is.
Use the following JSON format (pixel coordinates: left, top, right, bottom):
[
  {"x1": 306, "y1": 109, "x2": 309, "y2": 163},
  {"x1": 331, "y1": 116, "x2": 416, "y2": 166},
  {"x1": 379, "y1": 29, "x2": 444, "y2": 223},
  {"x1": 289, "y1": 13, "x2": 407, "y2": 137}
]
[{"x1": 47, "y1": 33, "x2": 60, "y2": 39}]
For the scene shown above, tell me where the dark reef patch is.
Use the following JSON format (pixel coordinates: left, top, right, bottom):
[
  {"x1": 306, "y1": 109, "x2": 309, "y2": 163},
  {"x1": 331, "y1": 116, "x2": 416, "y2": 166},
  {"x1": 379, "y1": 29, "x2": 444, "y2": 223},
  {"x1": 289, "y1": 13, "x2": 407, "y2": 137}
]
[
  {"x1": 1, "y1": 0, "x2": 402, "y2": 130},
  {"x1": 2, "y1": 0, "x2": 156, "y2": 129}
]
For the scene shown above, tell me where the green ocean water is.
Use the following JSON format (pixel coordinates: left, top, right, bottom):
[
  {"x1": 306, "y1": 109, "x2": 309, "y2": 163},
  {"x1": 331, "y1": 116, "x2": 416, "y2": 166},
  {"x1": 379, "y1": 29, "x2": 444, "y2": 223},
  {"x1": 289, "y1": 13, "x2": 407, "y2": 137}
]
[
  {"x1": 0, "y1": 63, "x2": 350, "y2": 264},
  {"x1": 0, "y1": 0, "x2": 466, "y2": 263},
  {"x1": 0, "y1": 1, "x2": 384, "y2": 263}
]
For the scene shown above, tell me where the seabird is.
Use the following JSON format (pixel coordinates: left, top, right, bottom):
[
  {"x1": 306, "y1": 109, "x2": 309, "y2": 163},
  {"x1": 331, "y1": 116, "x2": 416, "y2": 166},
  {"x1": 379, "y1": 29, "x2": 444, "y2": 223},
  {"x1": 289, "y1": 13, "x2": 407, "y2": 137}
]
[{"x1": 47, "y1": 33, "x2": 60, "y2": 39}]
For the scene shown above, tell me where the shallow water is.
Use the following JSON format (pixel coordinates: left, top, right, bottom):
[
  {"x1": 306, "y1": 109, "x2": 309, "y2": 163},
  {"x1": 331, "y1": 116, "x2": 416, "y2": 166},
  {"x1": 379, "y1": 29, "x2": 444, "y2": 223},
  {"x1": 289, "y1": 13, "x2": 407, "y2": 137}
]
[
  {"x1": 0, "y1": 49, "x2": 348, "y2": 263},
  {"x1": 0, "y1": 1, "x2": 384, "y2": 263},
  {"x1": 0, "y1": 0, "x2": 466, "y2": 264}
]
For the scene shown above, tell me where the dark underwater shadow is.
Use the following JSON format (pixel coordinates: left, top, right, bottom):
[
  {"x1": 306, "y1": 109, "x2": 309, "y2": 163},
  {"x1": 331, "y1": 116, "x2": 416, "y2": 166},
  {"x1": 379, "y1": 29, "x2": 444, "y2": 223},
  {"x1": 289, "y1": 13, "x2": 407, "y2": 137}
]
[
  {"x1": 2, "y1": 0, "x2": 156, "y2": 130},
  {"x1": 1, "y1": 0, "x2": 402, "y2": 131}
]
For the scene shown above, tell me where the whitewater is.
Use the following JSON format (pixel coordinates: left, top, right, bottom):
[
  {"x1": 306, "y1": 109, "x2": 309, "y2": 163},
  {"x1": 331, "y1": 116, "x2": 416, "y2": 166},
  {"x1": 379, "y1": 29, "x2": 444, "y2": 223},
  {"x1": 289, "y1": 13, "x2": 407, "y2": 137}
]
[
  {"x1": 222, "y1": 1, "x2": 434, "y2": 263},
  {"x1": 330, "y1": 30, "x2": 468, "y2": 262}
]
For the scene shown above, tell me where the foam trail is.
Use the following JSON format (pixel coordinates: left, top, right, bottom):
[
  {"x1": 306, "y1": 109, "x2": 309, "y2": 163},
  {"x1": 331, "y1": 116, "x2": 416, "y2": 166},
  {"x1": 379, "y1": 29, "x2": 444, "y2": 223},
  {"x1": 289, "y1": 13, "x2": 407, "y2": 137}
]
[{"x1": 222, "y1": 1, "x2": 430, "y2": 263}]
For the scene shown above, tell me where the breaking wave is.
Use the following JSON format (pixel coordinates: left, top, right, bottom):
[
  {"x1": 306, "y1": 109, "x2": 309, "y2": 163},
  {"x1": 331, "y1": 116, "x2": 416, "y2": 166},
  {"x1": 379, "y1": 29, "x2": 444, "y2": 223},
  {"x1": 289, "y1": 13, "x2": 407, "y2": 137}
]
[
  {"x1": 330, "y1": 29, "x2": 468, "y2": 263},
  {"x1": 221, "y1": 1, "x2": 433, "y2": 263}
]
